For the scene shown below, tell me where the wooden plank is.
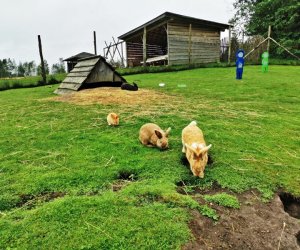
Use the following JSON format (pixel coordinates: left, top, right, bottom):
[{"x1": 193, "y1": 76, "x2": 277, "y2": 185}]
[
  {"x1": 67, "y1": 72, "x2": 90, "y2": 77},
  {"x1": 170, "y1": 58, "x2": 217, "y2": 65},
  {"x1": 62, "y1": 76, "x2": 86, "y2": 84},
  {"x1": 75, "y1": 58, "x2": 99, "y2": 67},
  {"x1": 71, "y1": 66, "x2": 94, "y2": 72},
  {"x1": 58, "y1": 82, "x2": 81, "y2": 90},
  {"x1": 168, "y1": 22, "x2": 217, "y2": 32},
  {"x1": 168, "y1": 30, "x2": 219, "y2": 37}
]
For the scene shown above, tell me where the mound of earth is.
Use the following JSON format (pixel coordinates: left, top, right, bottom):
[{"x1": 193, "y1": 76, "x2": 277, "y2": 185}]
[{"x1": 182, "y1": 190, "x2": 299, "y2": 250}]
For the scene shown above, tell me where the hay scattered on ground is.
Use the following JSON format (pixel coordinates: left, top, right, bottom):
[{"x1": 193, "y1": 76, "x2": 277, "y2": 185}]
[{"x1": 49, "y1": 87, "x2": 181, "y2": 107}]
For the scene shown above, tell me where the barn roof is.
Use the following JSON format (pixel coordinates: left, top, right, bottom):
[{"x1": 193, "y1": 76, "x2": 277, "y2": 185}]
[
  {"x1": 119, "y1": 12, "x2": 231, "y2": 40},
  {"x1": 63, "y1": 52, "x2": 95, "y2": 62}
]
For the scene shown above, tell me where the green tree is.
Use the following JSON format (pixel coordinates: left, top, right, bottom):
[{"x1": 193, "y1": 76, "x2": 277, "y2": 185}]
[
  {"x1": 7, "y1": 59, "x2": 17, "y2": 77},
  {"x1": 0, "y1": 59, "x2": 8, "y2": 78},
  {"x1": 51, "y1": 58, "x2": 66, "y2": 74},
  {"x1": 23, "y1": 61, "x2": 36, "y2": 76},
  {"x1": 17, "y1": 62, "x2": 26, "y2": 77},
  {"x1": 37, "y1": 60, "x2": 49, "y2": 75},
  {"x1": 231, "y1": 0, "x2": 300, "y2": 57}
]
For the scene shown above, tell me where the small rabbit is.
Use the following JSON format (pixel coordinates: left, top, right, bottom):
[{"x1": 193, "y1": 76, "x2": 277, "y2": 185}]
[
  {"x1": 182, "y1": 121, "x2": 212, "y2": 178},
  {"x1": 139, "y1": 123, "x2": 171, "y2": 150},
  {"x1": 107, "y1": 113, "x2": 119, "y2": 126}
]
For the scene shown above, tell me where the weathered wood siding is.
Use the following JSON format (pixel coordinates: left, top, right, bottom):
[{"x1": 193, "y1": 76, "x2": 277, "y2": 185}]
[
  {"x1": 127, "y1": 42, "x2": 143, "y2": 67},
  {"x1": 168, "y1": 21, "x2": 220, "y2": 65},
  {"x1": 85, "y1": 61, "x2": 123, "y2": 83}
]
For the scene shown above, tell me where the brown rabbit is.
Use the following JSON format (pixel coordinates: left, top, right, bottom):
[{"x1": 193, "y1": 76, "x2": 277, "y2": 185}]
[
  {"x1": 107, "y1": 113, "x2": 119, "y2": 126},
  {"x1": 182, "y1": 121, "x2": 212, "y2": 178},
  {"x1": 139, "y1": 123, "x2": 171, "y2": 150}
]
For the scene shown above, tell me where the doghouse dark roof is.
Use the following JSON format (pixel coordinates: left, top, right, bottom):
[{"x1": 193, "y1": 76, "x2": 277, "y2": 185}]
[
  {"x1": 119, "y1": 12, "x2": 231, "y2": 40},
  {"x1": 63, "y1": 52, "x2": 95, "y2": 62}
]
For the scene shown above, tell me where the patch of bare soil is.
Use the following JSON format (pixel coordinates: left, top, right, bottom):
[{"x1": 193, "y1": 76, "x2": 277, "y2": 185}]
[
  {"x1": 182, "y1": 190, "x2": 300, "y2": 250},
  {"x1": 17, "y1": 192, "x2": 65, "y2": 209},
  {"x1": 50, "y1": 87, "x2": 181, "y2": 107}
]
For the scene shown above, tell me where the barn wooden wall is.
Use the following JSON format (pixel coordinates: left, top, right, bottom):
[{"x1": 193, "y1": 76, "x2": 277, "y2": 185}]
[{"x1": 168, "y1": 21, "x2": 220, "y2": 65}]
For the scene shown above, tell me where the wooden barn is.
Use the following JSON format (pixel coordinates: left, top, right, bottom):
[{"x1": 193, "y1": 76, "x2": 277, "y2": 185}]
[
  {"x1": 54, "y1": 55, "x2": 126, "y2": 94},
  {"x1": 64, "y1": 52, "x2": 95, "y2": 72},
  {"x1": 118, "y1": 12, "x2": 231, "y2": 67}
]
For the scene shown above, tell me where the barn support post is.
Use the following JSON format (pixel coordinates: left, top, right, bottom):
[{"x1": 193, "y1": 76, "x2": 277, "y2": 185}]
[
  {"x1": 188, "y1": 24, "x2": 192, "y2": 65},
  {"x1": 38, "y1": 35, "x2": 47, "y2": 84},
  {"x1": 143, "y1": 27, "x2": 147, "y2": 67},
  {"x1": 228, "y1": 26, "x2": 232, "y2": 64},
  {"x1": 94, "y1": 31, "x2": 97, "y2": 55}
]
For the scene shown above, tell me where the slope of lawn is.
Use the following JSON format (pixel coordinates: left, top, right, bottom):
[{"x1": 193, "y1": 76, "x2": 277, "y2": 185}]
[{"x1": 0, "y1": 65, "x2": 299, "y2": 249}]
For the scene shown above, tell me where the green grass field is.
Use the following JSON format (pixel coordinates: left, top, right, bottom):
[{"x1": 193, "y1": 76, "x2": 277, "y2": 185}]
[{"x1": 0, "y1": 65, "x2": 299, "y2": 249}]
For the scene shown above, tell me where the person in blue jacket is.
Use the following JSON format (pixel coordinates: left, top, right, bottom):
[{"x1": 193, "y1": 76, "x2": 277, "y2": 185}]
[{"x1": 236, "y1": 49, "x2": 245, "y2": 80}]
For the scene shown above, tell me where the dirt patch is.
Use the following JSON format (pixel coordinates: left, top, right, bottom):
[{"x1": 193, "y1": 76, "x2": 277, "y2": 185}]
[
  {"x1": 49, "y1": 87, "x2": 181, "y2": 107},
  {"x1": 182, "y1": 190, "x2": 300, "y2": 250},
  {"x1": 17, "y1": 192, "x2": 65, "y2": 209}
]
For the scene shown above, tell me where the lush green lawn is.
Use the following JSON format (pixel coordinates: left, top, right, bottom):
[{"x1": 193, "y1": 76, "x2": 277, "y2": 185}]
[
  {"x1": 0, "y1": 73, "x2": 65, "y2": 90},
  {"x1": 0, "y1": 65, "x2": 299, "y2": 249}
]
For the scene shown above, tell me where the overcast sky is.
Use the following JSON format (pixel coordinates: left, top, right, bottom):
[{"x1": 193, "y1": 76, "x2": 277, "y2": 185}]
[{"x1": 0, "y1": 0, "x2": 235, "y2": 68}]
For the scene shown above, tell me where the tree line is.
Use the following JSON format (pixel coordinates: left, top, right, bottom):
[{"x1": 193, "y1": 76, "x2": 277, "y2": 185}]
[
  {"x1": 230, "y1": 0, "x2": 300, "y2": 57},
  {"x1": 0, "y1": 58, "x2": 66, "y2": 78}
]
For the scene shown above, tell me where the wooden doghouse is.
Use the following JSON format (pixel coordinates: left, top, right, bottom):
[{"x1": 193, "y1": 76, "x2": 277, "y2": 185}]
[
  {"x1": 54, "y1": 55, "x2": 127, "y2": 94},
  {"x1": 118, "y1": 12, "x2": 231, "y2": 66}
]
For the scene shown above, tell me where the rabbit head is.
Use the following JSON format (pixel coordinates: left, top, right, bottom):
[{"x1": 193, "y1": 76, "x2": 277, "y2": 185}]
[{"x1": 154, "y1": 127, "x2": 171, "y2": 150}]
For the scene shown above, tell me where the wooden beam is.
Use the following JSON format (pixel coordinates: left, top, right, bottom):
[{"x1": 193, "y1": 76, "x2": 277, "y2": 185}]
[
  {"x1": 38, "y1": 35, "x2": 46, "y2": 84},
  {"x1": 94, "y1": 31, "x2": 97, "y2": 55},
  {"x1": 244, "y1": 37, "x2": 269, "y2": 58},
  {"x1": 143, "y1": 27, "x2": 147, "y2": 66},
  {"x1": 227, "y1": 26, "x2": 231, "y2": 64},
  {"x1": 267, "y1": 25, "x2": 271, "y2": 53},
  {"x1": 269, "y1": 37, "x2": 300, "y2": 60}
]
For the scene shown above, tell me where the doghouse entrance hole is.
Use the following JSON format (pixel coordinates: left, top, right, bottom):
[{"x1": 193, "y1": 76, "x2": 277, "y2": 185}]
[{"x1": 279, "y1": 192, "x2": 300, "y2": 219}]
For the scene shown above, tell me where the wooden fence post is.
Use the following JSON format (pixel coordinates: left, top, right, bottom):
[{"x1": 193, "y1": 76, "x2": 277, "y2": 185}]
[
  {"x1": 267, "y1": 25, "x2": 271, "y2": 53},
  {"x1": 94, "y1": 31, "x2": 97, "y2": 55},
  {"x1": 38, "y1": 35, "x2": 46, "y2": 84}
]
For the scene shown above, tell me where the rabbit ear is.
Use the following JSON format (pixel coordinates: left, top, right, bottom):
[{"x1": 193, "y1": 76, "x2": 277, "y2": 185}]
[
  {"x1": 165, "y1": 127, "x2": 171, "y2": 136},
  {"x1": 155, "y1": 130, "x2": 163, "y2": 139}
]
